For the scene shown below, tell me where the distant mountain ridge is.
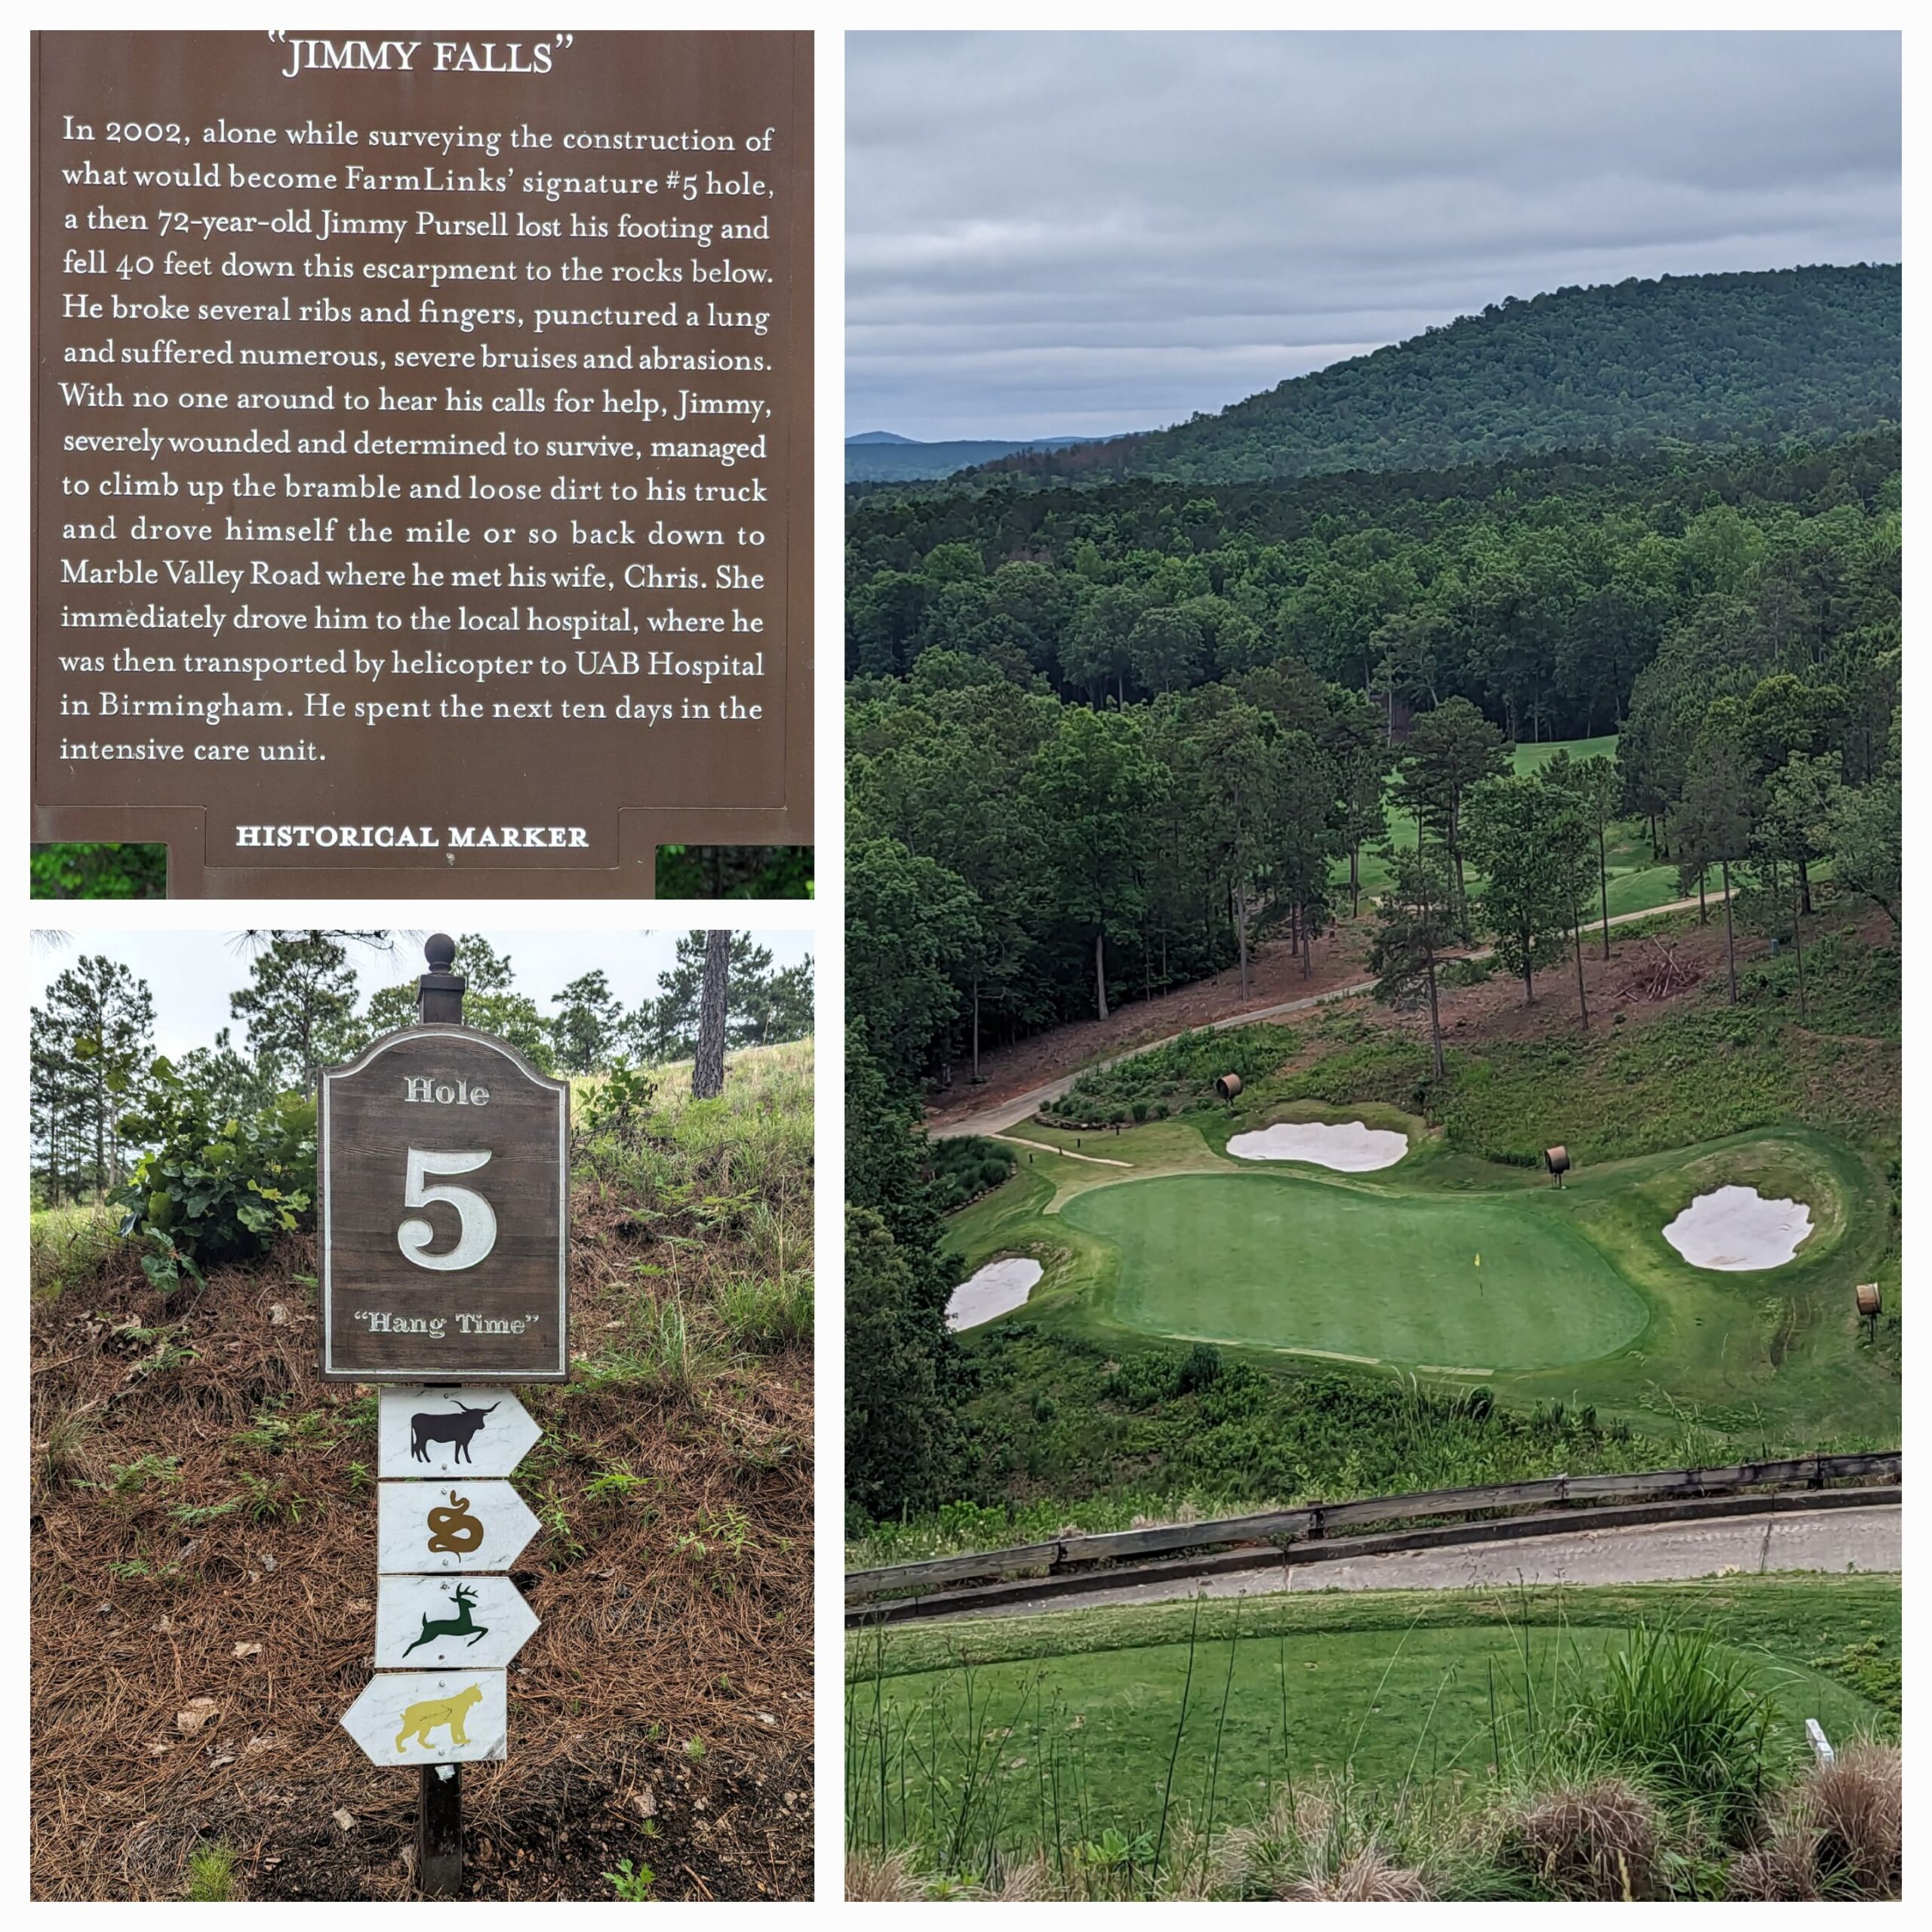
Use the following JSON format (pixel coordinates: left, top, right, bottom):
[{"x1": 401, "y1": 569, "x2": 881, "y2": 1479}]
[
  {"x1": 978, "y1": 265, "x2": 1900, "y2": 486},
  {"x1": 847, "y1": 433, "x2": 1092, "y2": 483}
]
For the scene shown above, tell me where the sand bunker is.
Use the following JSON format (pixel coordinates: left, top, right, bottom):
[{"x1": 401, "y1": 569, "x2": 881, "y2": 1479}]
[
  {"x1": 1663, "y1": 1185, "x2": 1814, "y2": 1271},
  {"x1": 1226, "y1": 1120, "x2": 1408, "y2": 1171},
  {"x1": 946, "y1": 1257, "x2": 1043, "y2": 1331}
]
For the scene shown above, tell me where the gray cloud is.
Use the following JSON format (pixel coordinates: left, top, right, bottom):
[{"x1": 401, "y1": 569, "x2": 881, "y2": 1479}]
[{"x1": 848, "y1": 31, "x2": 1900, "y2": 440}]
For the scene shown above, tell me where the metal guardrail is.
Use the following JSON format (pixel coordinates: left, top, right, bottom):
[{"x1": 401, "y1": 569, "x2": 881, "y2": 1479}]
[{"x1": 845, "y1": 1452, "x2": 1901, "y2": 1604}]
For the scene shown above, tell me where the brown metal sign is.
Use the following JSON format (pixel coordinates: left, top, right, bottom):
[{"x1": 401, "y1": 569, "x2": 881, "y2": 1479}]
[
  {"x1": 32, "y1": 30, "x2": 813, "y2": 896},
  {"x1": 320, "y1": 1026, "x2": 568, "y2": 1381}
]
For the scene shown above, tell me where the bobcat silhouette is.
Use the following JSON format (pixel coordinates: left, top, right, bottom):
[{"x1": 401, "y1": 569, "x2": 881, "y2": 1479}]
[{"x1": 394, "y1": 1682, "x2": 485, "y2": 1753}]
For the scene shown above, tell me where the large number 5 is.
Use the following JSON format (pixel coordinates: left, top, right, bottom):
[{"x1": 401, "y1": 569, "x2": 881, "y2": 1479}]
[{"x1": 398, "y1": 1148, "x2": 498, "y2": 1271}]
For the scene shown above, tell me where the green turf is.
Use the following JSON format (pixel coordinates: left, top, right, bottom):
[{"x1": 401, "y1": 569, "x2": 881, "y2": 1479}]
[
  {"x1": 949, "y1": 1105, "x2": 1892, "y2": 1442},
  {"x1": 847, "y1": 1575, "x2": 1898, "y2": 1855},
  {"x1": 1341, "y1": 732, "x2": 1692, "y2": 915},
  {"x1": 1062, "y1": 1171, "x2": 1646, "y2": 1371}
]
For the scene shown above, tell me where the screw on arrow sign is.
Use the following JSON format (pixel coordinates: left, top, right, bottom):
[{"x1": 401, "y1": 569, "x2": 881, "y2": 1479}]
[
  {"x1": 378, "y1": 1480, "x2": 540, "y2": 1574},
  {"x1": 376, "y1": 1574, "x2": 541, "y2": 1670},
  {"x1": 342, "y1": 1669, "x2": 509, "y2": 1766},
  {"x1": 378, "y1": 1384, "x2": 543, "y2": 1479}
]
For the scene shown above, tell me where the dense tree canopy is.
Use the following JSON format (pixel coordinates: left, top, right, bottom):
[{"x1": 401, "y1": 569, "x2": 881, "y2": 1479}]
[
  {"x1": 851, "y1": 431, "x2": 1897, "y2": 743},
  {"x1": 848, "y1": 431, "x2": 1899, "y2": 1090}
]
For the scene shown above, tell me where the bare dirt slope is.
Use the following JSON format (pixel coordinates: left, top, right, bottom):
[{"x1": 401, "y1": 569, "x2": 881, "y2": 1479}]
[{"x1": 928, "y1": 897, "x2": 1727, "y2": 1138}]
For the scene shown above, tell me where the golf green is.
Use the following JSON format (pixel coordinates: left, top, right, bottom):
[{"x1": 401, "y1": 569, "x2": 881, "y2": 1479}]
[{"x1": 1060, "y1": 1171, "x2": 1647, "y2": 1371}]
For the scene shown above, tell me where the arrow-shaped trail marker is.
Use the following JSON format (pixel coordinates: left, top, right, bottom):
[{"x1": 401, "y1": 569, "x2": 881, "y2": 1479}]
[
  {"x1": 379, "y1": 1386, "x2": 543, "y2": 1480},
  {"x1": 342, "y1": 1669, "x2": 508, "y2": 1766},
  {"x1": 377, "y1": 1573, "x2": 542, "y2": 1670},
  {"x1": 378, "y1": 1479, "x2": 540, "y2": 1574}
]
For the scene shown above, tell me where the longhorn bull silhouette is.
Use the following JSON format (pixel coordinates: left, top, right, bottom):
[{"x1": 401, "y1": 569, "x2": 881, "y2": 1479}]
[{"x1": 410, "y1": 1399, "x2": 500, "y2": 1463}]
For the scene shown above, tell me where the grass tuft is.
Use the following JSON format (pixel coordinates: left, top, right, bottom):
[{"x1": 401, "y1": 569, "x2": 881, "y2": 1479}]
[{"x1": 183, "y1": 1842, "x2": 238, "y2": 1902}]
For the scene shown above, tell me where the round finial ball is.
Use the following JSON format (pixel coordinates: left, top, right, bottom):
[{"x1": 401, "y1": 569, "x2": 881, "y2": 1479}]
[{"x1": 425, "y1": 933, "x2": 457, "y2": 972}]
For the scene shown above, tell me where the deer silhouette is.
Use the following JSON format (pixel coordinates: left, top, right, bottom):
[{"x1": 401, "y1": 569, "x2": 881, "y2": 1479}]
[
  {"x1": 411, "y1": 1400, "x2": 500, "y2": 1464},
  {"x1": 402, "y1": 1582, "x2": 490, "y2": 1656}
]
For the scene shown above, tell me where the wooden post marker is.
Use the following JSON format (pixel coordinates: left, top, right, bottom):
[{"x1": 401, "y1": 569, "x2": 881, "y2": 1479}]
[{"x1": 326, "y1": 937, "x2": 569, "y2": 1897}]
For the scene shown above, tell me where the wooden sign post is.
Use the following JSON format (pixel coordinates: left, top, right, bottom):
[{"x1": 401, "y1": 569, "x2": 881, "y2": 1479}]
[{"x1": 325, "y1": 937, "x2": 568, "y2": 1894}]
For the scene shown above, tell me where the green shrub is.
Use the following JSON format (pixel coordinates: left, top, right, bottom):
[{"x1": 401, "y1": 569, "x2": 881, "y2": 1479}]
[
  {"x1": 929, "y1": 1136, "x2": 1017, "y2": 1211},
  {"x1": 1565, "y1": 1625, "x2": 1774, "y2": 1838},
  {"x1": 1060, "y1": 1024, "x2": 1300, "y2": 1116},
  {"x1": 579, "y1": 1060, "x2": 657, "y2": 1146},
  {"x1": 112, "y1": 1057, "x2": 315, "y2": 1268},
  {"x1": 1177, "y1": 1343, "x2": 1223, "y2": 1394},
  {"x1": 604, "y1": 1857, "x2": 657, "y2": 1900}
]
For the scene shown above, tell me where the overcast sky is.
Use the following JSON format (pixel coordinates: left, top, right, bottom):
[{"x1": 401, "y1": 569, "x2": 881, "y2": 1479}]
[
  {"x1": 848, "y1": 31, "x2": 1901, "y2": 442},
  {"x1": 29, "y1": 931, "x2": 814, "y2": 1060}
]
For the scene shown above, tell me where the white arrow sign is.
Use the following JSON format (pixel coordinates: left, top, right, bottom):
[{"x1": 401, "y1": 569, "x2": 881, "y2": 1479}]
[
  {"x1": 378, "y1": 1480, "x2": 540, "y2": 1574},
  {"x1": 376, "y1": 1574, "x2": 541, "y2": 1670},
  {"x1": 342, "y1": 1669, "x2": 507, "y2": 1766},
  {"x1": 378, "y1": 1386, "x2": 543, "y2": 1480}
]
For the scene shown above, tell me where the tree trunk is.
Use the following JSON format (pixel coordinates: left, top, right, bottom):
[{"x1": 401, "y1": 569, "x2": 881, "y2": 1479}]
[
  {"x1": 1792, "y1": 881, "x2": 1807, "y2": 1019},
  {"x1": 1572, "y1": 914, "x2": 1589, "y2": 1029},
  {"x1": 1234, "y1": 880, "x2": 1250, "y2": 998},
  {"x1": 691, "y1": 928, "x2": 730, "y2": 1097},
  {"x1": 971, "y1": 982, "x2": 981, "y2": 1083},
  {"x1": 1721, "y1": 858, "x2": 1737, "y2": 1006},
  {"x1": 1301, "y1": 906, "x2": 1312, "y2": 978},
  {"x1": 1697, "y1": 868, "x2": 1707, "y2": 924},
  {"x1": 1798, "y1": 854, "x2": 1813, "y2": 917},
  {"x1": 1094, "y1": 929, "x2": 1109, "y2": 1023},
  {"x1": 1426, "y1": 961, "x2": 1444, "y2": 1078},
  {"x1": 1349, "y1": 844, "x2": 1361, "y2": 919},
  {"x1": 1598, "y1": 823, "x2": 1611, "y2": 960}
]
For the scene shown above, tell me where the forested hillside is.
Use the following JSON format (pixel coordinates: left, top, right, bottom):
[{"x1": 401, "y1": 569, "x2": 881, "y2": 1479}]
[
  {"x1": 847, "y1": 426, "x2": 1898, "y2": 1092},
  {"x1": 979, "y1": 266, "x2": 1900, "y2": 485}
]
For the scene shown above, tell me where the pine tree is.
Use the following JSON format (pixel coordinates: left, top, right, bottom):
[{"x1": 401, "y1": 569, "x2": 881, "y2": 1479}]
[{"x1": 691, "y1": 930, "x2": 731, "y2": 1098}]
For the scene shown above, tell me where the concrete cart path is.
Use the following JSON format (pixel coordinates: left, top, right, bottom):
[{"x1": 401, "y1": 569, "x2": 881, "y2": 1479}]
[{"x1": 942, "y1": 1504, "x2": 1900, "y2": 1622}]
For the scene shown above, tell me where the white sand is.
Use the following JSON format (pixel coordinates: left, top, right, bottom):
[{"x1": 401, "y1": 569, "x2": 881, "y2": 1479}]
[
  {"x1": 946, "y1": 1257, "x2": 1044, "y2": 1331},
  {"x1": 1226, "y1": 1120, "x2": 1408, "y2": 1171},
  {"x1": 1663, "y1": 1186, "x2": 1814, "y2": 1271}
]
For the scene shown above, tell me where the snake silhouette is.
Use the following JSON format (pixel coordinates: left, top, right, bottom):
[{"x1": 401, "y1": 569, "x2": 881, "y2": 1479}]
[{"x1": 424, "y1": 1490, "x2": 485, "y2": 1555}]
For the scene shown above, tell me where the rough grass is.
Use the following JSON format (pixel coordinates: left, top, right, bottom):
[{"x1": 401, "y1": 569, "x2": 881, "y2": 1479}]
[
  {"x1": 844, "y1": 1574, "x2": 1900, "y2": 1900},
  {"x1": 31, "y1": 1040, "x2": 814, "y2": 1902},
  {"x1": 1727, "y1": 1740, "x2": 1901, "y2": 1900},
  {"x1": 31, "y1": 1201, "x2": 122, "y2": 1301}
]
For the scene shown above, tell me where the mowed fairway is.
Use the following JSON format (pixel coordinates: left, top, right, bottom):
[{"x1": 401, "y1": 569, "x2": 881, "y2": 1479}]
[
  {"x1": 1343, "y1": 733, "x2": 1692, "y2": 914},
  {"x1": 847, "y1": 1577, "x2": 1899, "y2": 1857},
  {"x1": 1063, "y1": 1171, "x2": 1646, "y2": 1371}
]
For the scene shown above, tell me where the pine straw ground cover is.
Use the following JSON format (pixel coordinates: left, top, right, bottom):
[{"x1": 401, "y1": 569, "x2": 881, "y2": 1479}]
[{"x1": 31, "y1": 1041, "x2": 814, "y2": 1902}]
